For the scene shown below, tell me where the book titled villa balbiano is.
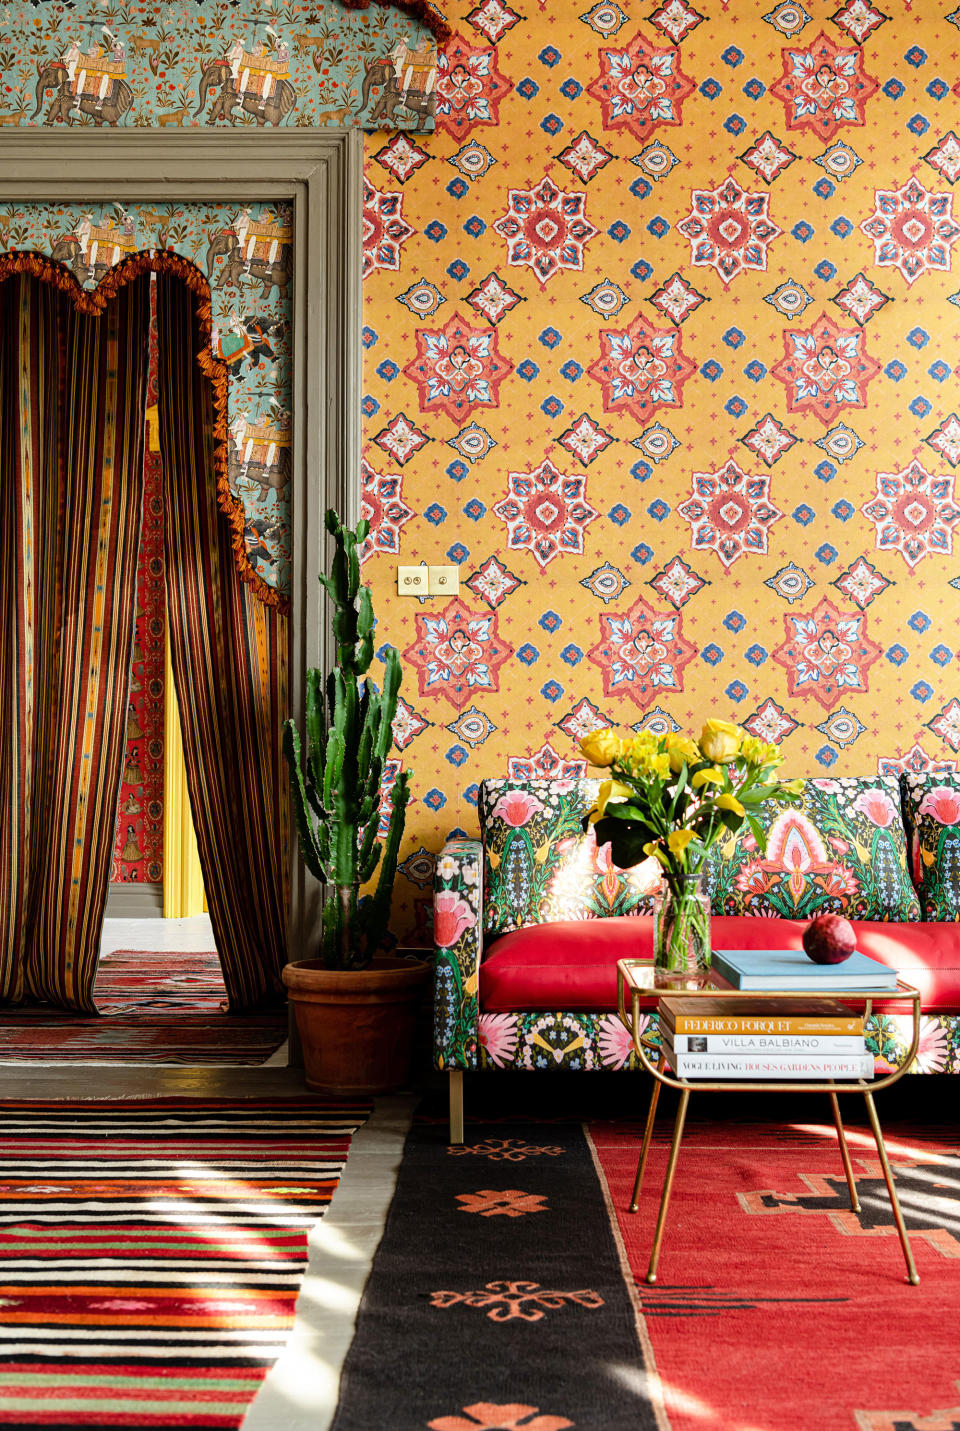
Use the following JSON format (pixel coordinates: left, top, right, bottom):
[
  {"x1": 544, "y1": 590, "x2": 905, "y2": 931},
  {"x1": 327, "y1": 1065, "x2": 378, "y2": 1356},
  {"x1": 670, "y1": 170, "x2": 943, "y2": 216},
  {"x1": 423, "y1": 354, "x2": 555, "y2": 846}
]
[
  {"x1": 668, "y1": 1031, "x2": 867, "y2": 1055},
  {"x1": 660, "y1": 1038, "x2": 875, "y2": 1080}
]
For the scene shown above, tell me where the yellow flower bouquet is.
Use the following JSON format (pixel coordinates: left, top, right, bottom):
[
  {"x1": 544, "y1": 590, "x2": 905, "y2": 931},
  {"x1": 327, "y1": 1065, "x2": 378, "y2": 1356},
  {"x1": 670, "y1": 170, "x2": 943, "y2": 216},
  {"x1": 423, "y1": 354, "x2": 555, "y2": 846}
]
[{"x1": 580, "y1": 721, "x2": 802, "y2": 982}]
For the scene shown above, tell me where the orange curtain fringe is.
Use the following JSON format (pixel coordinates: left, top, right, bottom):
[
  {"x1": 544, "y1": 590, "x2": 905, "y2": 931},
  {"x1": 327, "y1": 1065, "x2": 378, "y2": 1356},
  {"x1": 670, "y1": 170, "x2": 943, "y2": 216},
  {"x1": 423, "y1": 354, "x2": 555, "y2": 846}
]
[{"x1": 0, "y1": 249, "x2": 287, "y2": 615}]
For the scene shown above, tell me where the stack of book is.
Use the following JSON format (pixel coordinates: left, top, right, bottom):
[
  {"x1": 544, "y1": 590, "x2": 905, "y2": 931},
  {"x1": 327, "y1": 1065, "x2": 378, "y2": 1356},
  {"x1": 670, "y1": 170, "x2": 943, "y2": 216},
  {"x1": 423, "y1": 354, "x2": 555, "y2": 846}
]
[{"x1": 658, "y1": 995, "x2": 875, "y2": 1079}]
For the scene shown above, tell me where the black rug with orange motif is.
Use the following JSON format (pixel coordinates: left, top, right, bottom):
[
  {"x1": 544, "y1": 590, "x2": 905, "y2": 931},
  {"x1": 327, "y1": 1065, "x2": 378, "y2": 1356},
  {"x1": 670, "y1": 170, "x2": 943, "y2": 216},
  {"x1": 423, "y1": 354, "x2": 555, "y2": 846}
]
[{"x1": 331, "y1": 1117, "x2": 658, "y2": 1431}]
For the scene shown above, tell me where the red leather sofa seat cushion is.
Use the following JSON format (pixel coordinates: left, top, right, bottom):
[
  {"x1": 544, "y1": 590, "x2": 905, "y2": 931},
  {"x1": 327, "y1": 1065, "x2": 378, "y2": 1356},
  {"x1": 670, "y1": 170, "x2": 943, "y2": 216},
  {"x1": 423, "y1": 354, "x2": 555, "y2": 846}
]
[{"x1": 479, "y1": 916, "x2": 960, "y2": 1013}]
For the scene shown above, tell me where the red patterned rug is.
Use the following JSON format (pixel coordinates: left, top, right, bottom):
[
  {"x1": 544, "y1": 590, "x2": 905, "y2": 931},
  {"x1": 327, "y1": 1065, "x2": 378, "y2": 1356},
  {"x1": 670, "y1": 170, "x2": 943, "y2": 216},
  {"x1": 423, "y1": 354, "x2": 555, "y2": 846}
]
[
  {"x1": 0, "y1": 951, "x2": 287, "y2": 1063},
  {"x1": 591, "y1": 1109, "x2": 960, "y2": 1431},
  {"x1": 0, "y1": 1097, "x2": 369, "y2": 1428}
]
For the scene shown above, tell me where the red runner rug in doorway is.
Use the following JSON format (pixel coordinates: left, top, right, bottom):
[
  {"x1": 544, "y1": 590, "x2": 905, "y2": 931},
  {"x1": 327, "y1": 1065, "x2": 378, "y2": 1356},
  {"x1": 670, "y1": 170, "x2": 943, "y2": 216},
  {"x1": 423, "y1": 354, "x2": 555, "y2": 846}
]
[
  {"x1": 0, "y1": 951, "x2": 286, "y2": 1063},
  {"x1": 0, "y1": 1097, "x2": 369, "y2": 1429},
  {"x1": 590, "y1": 1113, "x2": 960, "y2": 1431}
]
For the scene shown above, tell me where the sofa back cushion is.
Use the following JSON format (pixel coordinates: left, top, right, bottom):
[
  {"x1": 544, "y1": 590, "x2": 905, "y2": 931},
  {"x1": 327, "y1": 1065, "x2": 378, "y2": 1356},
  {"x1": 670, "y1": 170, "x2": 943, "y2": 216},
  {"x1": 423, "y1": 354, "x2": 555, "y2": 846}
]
[
  {"x1": 479, "y1": 778, "x2": 661, "y2": 937},
  {"x1": 704, "y1": 775, "x2": 920, "y2": 922},
  {"x1": 900, "y1": 773, "x2": 960, "y2": 920}
]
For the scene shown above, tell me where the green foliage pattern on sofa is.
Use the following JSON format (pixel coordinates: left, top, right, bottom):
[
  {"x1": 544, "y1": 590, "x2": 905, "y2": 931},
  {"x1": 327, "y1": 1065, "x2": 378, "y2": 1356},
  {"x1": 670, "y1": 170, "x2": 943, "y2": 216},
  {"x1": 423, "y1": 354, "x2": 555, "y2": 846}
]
[{"x1": 433, "y1": 776, "x2": 960, "y2": 1082}]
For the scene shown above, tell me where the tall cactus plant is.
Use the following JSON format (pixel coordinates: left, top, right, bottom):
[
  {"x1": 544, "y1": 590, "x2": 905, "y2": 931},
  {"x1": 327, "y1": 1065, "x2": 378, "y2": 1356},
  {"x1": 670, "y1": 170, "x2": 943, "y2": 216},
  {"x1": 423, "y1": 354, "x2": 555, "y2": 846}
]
[{"x1": 283, "y1": 509, "x2": 411, "y2": 970}]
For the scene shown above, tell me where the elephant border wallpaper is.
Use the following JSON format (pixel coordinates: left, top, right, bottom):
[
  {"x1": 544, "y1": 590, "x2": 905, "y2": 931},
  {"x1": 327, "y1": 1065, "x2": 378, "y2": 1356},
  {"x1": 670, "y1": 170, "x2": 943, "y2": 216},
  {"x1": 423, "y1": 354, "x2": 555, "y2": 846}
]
[
  {"x1": 358, "y1": 0, "x2": 960, "y2": 957},
  {"x1": 0, "y1": 1, "x2": 438, "y2": 130}
]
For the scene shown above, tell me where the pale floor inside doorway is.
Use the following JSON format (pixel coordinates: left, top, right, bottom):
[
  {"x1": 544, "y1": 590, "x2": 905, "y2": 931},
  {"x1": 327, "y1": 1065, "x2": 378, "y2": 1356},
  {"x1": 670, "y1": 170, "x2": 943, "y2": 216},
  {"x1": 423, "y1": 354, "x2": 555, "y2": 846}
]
[{"x1": 0, "y1": 915, "x2": 410, "y2": 1430}]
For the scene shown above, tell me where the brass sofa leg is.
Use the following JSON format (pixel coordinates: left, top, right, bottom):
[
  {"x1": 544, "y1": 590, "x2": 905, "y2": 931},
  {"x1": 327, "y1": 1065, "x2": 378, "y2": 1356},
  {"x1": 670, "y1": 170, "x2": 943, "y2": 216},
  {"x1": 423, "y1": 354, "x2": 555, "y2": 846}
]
[{"x1": 449, "y1": 1070, "x2": 464, "y2": 1145}]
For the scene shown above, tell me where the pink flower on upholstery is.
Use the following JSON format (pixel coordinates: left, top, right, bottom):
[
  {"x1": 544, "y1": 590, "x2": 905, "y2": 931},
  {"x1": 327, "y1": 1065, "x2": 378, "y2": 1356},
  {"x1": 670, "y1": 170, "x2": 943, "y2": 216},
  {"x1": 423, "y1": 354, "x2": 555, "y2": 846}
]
[
  {"x1": 597, "y1": 1013, "x2": 644, "y2": 1068},
  {"x1": 811, "y1": 866, "x2": 859, "y2": 899},
  {"x1": 492, "y1": 790, "x2": 546, "y2": 827},
  {"x1": 911, "y1": 1016, "x2": 949, "y2": 1073},
  {"x1": 884, "y1": 1015, "x2": 948, "y2": 1073},
  {"x1": 766, "y1": 809, "x2": 829, "y2": 903},
  {"x1": 830, "y1": 837, "x2": 851, "y2": 853},
  {"x1": 434, "y1": 892, "x2": 476, "y2": 948},
  {"x1": 919, "y1": 786, "x2": 960, "y2": 825},
  {"x1": 734, "y1": 859, "x2": 780, "y2": 899},
  {"x1": 479, "y1": 1013, "x2": 519, "y2": 1068},
  {"x1": 852, "y1": 788, "x2": 898, "y2": 828}
]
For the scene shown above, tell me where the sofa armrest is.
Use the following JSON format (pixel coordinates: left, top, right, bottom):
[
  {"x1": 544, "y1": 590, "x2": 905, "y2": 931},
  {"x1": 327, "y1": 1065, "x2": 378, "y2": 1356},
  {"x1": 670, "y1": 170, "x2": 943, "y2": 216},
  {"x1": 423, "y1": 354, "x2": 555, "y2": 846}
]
[{"x1": 433, "y1": 837, "x2": 483, "y2": 1071}]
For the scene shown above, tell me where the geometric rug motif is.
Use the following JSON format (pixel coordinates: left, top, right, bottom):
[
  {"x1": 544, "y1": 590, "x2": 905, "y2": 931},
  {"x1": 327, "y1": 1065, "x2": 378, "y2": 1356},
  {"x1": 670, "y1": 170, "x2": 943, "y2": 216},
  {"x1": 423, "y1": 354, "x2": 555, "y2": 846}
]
[
  {"x1": 0, "y1": 951, "x2": 287, "y2": 1063},
  {"x1": 330, "y1": 1118, "x2": 662, "y2": 1431},
  {"x1": 591, "y1": 1114, "x2": 960, "y2": 1431},
  {"x1": 0, "y1": 1097, "x2": 369, "y2": 1428}
]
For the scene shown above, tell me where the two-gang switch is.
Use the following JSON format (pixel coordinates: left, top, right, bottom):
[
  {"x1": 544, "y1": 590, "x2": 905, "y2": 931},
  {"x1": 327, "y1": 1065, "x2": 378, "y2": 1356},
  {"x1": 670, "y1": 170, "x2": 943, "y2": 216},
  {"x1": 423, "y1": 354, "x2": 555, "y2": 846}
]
[{"x1": 397, "y1": 565, "x2": 428, "y2": 596}]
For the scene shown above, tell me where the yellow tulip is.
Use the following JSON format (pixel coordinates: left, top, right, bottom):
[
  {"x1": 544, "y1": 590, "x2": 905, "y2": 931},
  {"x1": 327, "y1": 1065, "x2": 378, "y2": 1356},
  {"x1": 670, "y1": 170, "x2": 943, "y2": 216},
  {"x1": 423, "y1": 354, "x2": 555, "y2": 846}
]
[
  {"x1": 667, "y1": 828, "x2": 695, "y2": 855},
  {"x1": 691, "y1": 765, "x2": 723, "y2": 789},
  {"x1": 716, "y1": 792, "x2": 745, "y2": 817},
  {"x1": 699, "y1": 717, "x2": 742, "y2": 764},
  {"x1": 579, "y1": 728, "x2": 623, "y2": 768},
  {"x1": 782, "y1": 778, "x2": 805, "y2": 796},
  {"x1": 666, "y1": 735, "x2": 700, "y2": 773}
]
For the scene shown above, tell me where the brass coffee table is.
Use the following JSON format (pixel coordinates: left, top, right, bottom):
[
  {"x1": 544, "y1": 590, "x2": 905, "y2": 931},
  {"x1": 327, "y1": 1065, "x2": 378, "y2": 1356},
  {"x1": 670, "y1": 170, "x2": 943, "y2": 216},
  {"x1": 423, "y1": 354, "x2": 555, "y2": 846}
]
[{"x1": 618, "y1": 958, "x2": 923, "y2": 1286}]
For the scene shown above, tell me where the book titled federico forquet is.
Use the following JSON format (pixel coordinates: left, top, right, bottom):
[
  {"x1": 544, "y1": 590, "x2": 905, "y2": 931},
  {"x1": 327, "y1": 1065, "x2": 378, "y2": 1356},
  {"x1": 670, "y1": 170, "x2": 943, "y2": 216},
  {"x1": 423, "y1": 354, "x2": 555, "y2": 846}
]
[{"x1": 660, "y1": 996, "x2": 865, "y2": 1037}]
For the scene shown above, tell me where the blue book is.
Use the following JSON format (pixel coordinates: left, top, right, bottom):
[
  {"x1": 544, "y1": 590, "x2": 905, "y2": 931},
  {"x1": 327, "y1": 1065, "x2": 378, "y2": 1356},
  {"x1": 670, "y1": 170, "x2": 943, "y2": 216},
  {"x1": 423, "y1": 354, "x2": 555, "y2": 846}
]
[{"x1": 711, "y1": 947, "x2": 898, "y2": 991}]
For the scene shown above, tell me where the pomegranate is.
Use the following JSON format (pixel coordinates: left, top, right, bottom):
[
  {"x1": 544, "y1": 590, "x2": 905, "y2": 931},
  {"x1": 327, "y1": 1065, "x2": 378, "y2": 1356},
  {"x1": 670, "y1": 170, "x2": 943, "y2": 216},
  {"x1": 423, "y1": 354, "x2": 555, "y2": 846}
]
[{"x1": 802, "y1": 913, "x2": 857, "y2": 964}]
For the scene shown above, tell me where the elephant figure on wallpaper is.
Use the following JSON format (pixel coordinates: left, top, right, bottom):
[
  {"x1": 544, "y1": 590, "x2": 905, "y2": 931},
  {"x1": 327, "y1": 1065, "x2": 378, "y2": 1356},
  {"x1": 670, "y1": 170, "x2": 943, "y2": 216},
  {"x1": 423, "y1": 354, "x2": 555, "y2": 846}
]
[
  {"x1": 32, "y1": 62, "x2": 133, "y2": 126},
  {"x1": 228, "y1": 442, "x2": 291, "y2": 499},
  {"x1": 206, "y1": 228, "x2": 292, "y2": 302},
  {"x1": 194, "y1": 59, "x2": 297, "y2": 127},
  {"x1": 359, "y1": 56, "x2": 434, "y2": 126},
  {"x1": 50, "y1": 236, "x2": 112, "y2": 285}
]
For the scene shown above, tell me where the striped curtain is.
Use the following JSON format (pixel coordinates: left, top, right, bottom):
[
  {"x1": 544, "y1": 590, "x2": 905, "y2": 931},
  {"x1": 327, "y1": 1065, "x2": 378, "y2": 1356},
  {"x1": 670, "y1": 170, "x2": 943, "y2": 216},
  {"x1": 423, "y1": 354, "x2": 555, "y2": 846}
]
[
  {"x1": 0, "y1": 273, "x2": 150, "y2": 1011},
  {"x1": 155, "y1": 274, "x2": 288, "y2": 1011}
]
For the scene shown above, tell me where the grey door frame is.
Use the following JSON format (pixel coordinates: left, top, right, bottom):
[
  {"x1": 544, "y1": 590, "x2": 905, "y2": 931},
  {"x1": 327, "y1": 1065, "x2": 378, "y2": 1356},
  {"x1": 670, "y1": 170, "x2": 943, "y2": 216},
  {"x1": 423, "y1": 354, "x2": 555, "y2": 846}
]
[{"x1": 0, "y1": 132, "x2": 364, "y2": 960}]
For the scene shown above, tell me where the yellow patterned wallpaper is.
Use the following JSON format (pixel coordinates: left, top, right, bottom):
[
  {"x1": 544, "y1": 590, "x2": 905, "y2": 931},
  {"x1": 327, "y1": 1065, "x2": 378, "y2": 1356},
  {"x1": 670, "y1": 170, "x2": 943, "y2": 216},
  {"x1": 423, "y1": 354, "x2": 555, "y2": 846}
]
[{"x1": 361, "y1": 0, "x2": 960, "y2": 944}]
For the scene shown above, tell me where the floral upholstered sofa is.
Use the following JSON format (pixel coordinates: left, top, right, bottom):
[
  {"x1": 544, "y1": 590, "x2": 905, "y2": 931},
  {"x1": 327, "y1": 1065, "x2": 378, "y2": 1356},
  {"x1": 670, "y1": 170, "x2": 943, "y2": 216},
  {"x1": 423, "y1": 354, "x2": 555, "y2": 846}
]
[{"x1": 433, "y1": 773, "x2": 960, "y2": 1139}]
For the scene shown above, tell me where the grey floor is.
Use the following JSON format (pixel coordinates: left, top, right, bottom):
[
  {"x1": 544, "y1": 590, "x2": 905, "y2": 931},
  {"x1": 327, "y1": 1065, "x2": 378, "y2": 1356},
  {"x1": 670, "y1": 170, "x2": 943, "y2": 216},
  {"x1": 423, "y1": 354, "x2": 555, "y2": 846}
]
[{"x1": 0, "y1": 917, "x2": 412, "y2": 1429}]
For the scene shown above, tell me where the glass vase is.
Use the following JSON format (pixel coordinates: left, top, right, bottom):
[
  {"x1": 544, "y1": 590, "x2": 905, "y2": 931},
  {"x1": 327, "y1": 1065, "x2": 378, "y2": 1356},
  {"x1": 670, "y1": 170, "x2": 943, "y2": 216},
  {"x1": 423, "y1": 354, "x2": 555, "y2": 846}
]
[{"x1": 652, "y1": 873, "x2": 712, "y2": 988}]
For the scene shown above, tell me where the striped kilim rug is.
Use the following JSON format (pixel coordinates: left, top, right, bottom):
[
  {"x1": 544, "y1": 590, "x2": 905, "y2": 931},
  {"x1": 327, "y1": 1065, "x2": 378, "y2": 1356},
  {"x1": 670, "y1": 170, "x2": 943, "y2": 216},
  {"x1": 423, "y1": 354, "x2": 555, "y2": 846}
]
[
  {"x1": 0, "y1": 1097, "x2": 370, "y2": 1428},
  {"x1": 0, "y1": 952, "x2": 287, "y2": 1063}
]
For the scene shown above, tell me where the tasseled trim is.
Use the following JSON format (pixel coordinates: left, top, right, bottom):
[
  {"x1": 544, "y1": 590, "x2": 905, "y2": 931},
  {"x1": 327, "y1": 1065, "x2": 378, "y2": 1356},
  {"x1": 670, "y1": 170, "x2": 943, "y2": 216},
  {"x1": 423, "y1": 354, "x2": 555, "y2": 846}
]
[
  {"x1": 0, "y1": 249, "x2": 288, "y2": 614},
  {"x1": 339, "y1": 0, "x2": 451, "y2": 44}
]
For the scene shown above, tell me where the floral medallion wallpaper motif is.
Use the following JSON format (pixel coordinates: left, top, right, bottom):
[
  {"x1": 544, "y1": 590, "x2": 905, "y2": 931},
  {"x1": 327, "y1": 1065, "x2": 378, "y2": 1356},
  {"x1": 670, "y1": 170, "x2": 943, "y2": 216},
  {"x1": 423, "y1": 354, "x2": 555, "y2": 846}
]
[
  {"x1": 361, "y1": 1, "x2": 960, "y2": 945},
  {"x1": 0, "y1": 200, "x2": 294, "y2": 592},
  {"x1": 0, "y1": 1, "x2": 436, "y2": 129}
]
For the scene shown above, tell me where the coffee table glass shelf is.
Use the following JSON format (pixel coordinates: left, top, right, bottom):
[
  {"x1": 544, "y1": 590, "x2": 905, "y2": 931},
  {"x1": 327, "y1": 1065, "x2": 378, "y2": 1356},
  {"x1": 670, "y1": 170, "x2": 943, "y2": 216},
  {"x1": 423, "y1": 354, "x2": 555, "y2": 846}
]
[{"x1": 617, "y1": 958, "x2": 922, "y2": 1286}]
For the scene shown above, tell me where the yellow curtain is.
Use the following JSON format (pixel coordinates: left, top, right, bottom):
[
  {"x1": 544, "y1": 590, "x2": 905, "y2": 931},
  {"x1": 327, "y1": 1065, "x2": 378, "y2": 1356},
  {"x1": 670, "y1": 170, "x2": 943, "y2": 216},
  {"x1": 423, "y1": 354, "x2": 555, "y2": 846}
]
[{"x1": 162, "y1": 633, "x2": 206, "y2": 918}]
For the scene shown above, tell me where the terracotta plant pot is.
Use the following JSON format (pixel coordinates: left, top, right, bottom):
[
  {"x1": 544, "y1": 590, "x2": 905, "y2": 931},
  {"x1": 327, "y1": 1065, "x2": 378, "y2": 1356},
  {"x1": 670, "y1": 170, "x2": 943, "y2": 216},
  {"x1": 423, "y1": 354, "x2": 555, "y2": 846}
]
[{"x1": 282, "y1": 956, "x2": 431, "y2": 1095}]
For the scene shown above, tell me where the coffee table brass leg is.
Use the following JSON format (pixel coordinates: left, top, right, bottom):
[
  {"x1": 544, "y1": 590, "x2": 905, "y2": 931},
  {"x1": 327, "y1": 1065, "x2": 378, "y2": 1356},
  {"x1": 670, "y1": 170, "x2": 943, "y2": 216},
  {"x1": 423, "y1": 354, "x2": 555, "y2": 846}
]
[
  {"x1": 646, "y1": 1087, "x2": 690, "y2": 1285},
  {"x1": 630, "y1": 1077, "x2": 661, "y2": 1213},
  {"x1": 829, "y1": 1090, "x2": 860, "y2": 1212},
  {"x1": 862, "y1": 1089, "x2": 919, "y2": 1285}
]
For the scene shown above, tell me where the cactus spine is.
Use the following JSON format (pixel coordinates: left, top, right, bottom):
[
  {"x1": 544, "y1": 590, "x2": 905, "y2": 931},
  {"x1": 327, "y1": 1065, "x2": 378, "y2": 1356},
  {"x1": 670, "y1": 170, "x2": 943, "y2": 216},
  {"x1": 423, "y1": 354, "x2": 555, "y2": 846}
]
[{"x1": 284, "y1": 509, "x2": 411, "y2": 969}]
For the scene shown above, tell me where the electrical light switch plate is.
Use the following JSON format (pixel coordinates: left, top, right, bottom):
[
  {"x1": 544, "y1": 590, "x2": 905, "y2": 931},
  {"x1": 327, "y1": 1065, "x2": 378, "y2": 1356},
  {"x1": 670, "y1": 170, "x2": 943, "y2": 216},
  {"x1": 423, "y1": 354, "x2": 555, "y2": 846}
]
[
  {"x1": 428, "y1": 565, "x2": 460, "y2": 596},
  {"x1": 398, "y1": 565, "x2": 429, "y2": 596}
]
